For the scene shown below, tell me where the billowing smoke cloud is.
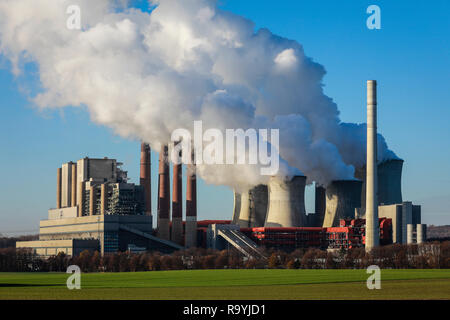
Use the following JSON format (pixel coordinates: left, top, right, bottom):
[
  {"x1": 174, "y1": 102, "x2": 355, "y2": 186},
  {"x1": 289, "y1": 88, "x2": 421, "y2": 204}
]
[{"x1": 0, "y1": 0, "x2": 397, "y2": 190}]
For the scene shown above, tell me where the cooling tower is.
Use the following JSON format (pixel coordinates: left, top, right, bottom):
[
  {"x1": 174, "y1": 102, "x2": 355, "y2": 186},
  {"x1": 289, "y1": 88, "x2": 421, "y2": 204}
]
[
  {"x1": 354, "y1": 166, "x2": 366, "y2": 212},
  {"x1": 231, "y1": 191, "x2": 241, "y2": 224},
  {"x1": 322, "y1": 180, "x2": 363, "y2": 227},
  {"x1": 315, "y1": 185, "x2": 326, "y2": 226},
  {"x1": 356, "y1": 159, "x2": 403, "y2": 212},
  {"x1": 378, "y1": 159, "x2": 403, "y2": 205},
  {"x1": 237, "y1": 185, "x2": 268, "y2": 228},
  {"x1": 157, "y1": 145, "x2": 170, "y2": 241},
  {"x1": 264, "y1": 176, "x2": 307, "y2": 227}
]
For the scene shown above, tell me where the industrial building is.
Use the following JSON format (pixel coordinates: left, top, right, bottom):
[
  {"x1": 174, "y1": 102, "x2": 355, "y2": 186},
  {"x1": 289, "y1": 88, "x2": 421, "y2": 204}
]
[
  {"x1": 17, "y1": 147, "x2": 185, "y2": 256},
  {"x1": 18, "y1": 81, "x2": 427, "y2": 257},
  {"x1": 217, "y1": 80, "x2": 426, "y2": 255}
]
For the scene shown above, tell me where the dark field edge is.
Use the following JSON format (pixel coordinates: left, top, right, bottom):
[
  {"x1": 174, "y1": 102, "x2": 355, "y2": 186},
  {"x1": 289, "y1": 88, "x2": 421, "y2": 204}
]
[
  {"x1": 0, "y1": 300, "x2": 448, "y2": 319},
  {"x1": 1, "y1": 277, "x2": 450, "y2": 289}
]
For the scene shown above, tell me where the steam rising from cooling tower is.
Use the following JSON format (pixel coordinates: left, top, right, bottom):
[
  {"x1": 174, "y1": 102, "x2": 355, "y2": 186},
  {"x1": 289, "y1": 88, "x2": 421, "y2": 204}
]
[{"x1": 0, "y1": 0, "x2": 399, "y2": 190}]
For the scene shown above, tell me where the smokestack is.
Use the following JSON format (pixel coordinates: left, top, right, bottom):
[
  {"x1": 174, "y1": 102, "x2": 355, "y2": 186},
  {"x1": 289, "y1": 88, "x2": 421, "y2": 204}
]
[
  {"x1": 77, "y1": 181, "x2": 85, "y2": 217},
  {"x1": 171, "y1": 143, "x2": 183, "y2": 245},
  {"x1": 71, "y1": 164, "x2": 77, "y2": 207},
  {"x1": 366, "y1": 80, "x2": 379, "y2": 251},
  {"x1": 157, "y1": 145, "x2": 170, "y2": 240},
  {"x1": 315, "y1": 185, "x2": 326, "y2": 226},
  {"x1": 56, "y1": 167, "x2": 62, "y2": 209},
  {"x1": 237, "y1": 185, "x2": 268, "y2": 228},
  {"x1": 185, "y1": 157, "x2": 197, "y2": 248},
  {"x1": 89, "y1": 184, "x2": 96, "y2": 216},
  {"x1": 265, "y1": 176, "x2": 307, "y2": 227},
  {"x1": 231, "y1": 191, "x2": 241, "y2": 224},
  {"x1": 322, "y1": 180, "x2": 363, "y2": 227},
  {"x1": 140, "y1": 143, "x2": 152, "y2": 216}
]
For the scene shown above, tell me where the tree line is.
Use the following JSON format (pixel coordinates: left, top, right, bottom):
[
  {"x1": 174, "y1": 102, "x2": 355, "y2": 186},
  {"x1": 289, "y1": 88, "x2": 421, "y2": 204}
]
[{"x1": 0, "y1": 241, "x2": 449, "y2": 272}]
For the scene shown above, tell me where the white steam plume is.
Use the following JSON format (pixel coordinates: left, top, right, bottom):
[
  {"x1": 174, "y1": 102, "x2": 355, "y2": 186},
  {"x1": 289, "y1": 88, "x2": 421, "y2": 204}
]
[{"x1": 0, "y1": 0, "x2": 397, "y2": 190}]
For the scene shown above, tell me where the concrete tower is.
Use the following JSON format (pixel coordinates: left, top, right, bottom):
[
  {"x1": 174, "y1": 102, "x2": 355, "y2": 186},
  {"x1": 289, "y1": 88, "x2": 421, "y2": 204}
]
[
  {"x1": 378, "y1": 159, "x2": 403, "y2": 205},
  {"x1": 171, "y1": 144, "x2": 183, "y2": 245},
  {"x1": 231, "y1": 191, "x2": 241, "y2": 225},
  {"x1": 315, "y1": 185, "x2": 326, "y2": 226},
  {"x1": 140, "y1": 143, "x2": 152, "y2": 216},
  {"x1": 237, "y1": 185, "x2": 268, "y2": 228},
  {"x1": 322, "y1": 180, "x2": 363, "y2": 227},
  {"x1": 185, "y1": 162, "x2": 197, "y2": 247},
  {"x1": 157, "y1": 145, "x2": 170, "y2": 241},
  {"x1": 355, "y1": 158, "x2": 403, "y2": 212},
  {"x1": 416, "y1": 224, "x2": 426, "y2": 244},
  {"x1": 366, "y1": 80, "x2": 379, "y2": 251},
  {"x1": 264, "y1": 176, "x2": 307, "y2": 227}
]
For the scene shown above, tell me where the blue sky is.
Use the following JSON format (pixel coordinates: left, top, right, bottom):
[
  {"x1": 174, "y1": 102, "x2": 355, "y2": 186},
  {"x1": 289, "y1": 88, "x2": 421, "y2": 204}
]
[{"x1": 0, "y1": 0, "x2": 449, "y2": 235}]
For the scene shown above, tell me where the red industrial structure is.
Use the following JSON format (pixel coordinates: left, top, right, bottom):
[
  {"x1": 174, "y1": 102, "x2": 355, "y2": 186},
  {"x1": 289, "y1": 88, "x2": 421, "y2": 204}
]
[
  {"x1": 142, "y1": 145, "x2": 394, "y2": 252},
  {"x1": 242, "y1": 218, "x2": 392, "y2": 250},
  {"x1": 168, "y1": 218, "x2": 392, "y2": 250}
]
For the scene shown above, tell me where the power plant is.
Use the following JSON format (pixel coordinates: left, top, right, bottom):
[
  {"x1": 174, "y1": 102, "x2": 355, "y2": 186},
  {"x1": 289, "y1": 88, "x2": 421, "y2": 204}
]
[{"x1": 17, "y1": 81, "x2": 426, "y2": 257}]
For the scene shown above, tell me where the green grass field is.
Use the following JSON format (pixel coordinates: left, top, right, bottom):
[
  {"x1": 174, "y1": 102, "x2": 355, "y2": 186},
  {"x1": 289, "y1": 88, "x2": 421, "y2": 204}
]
[{"x1": 0, "y1": 269, "x2": 449, "y2": 300}]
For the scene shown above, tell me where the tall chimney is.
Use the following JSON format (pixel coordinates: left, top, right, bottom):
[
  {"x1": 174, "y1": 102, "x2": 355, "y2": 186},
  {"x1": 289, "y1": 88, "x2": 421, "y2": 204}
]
[
  {"x1": 185, "y1": 156, "x2": 197, "y2": 248},
  {"x1": 157, "y1": 145, "x2": 170, "y2": 240},
  {"x1": 366, "y1": 80, "x2": 379, "y2": 251},
  {"x1": 56, "y1": 168, "x2": 62, "y2": 209},
  {"x1": 71, "y1": 164, "x2": 77, "y2": 207},
  {"x1": 171, "y1": 143, "x2": 183, "y2": 245},
  {"x1": 140, "y1": 143, "x2": 152, "y2": 216}
]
